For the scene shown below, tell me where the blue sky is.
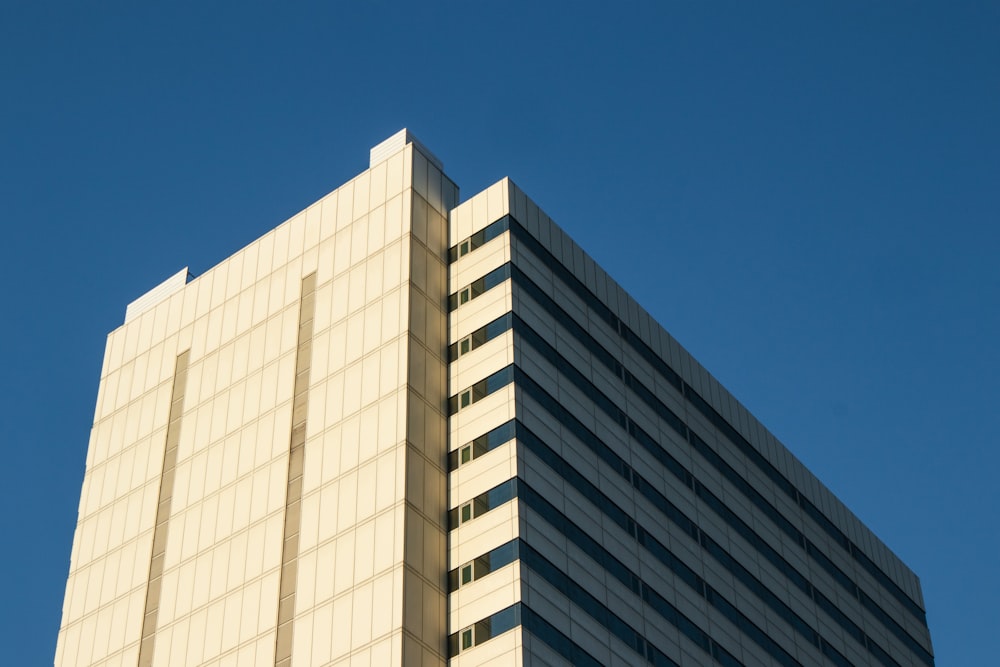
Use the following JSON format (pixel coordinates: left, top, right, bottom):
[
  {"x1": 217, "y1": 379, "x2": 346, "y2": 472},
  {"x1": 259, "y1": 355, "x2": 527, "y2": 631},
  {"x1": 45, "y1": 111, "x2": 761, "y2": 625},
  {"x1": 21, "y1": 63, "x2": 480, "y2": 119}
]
[{"x1": 1, "y1": 2, "x2": 996, "y2": 664}]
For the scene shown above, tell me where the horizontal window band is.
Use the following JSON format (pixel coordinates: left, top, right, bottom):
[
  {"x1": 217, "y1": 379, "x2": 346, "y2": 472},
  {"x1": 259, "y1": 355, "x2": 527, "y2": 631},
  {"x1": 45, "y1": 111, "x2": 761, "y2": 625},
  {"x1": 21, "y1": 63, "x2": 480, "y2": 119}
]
[
  {"x1": 448, "y1": 365, "x2": 514, "y2": 415},
  {"x1": 448, "y1": 264, "x2": 510, "y2": 311},
  {"x1": 449, "y1": 539, "x2": 519, "y2": 591},
  {"x1": 449, "y1": 215, "x2": 511, "y2": 263},
  {"x1": 450, "y1": 213, "x2": 925, "y2": 627},
  {"x1": 520, "y1": 604, "x2": 605, "y2": 667},
  {"x1": 447, "y1": 601, "x2": 604, "y2": 667},
  {"x1": 448, "y1": 350, "x2": 917, "y2": 666},
  {"x1": 447, "y1": 420, "x2": 515, "y2": 471},
  {"x1": 448, "y1": 478, "x2": 517, "y2": 529},
  {"x1": 447, "y1": 259, "x2": 930, "y2": 663},
  {"x1": 448, "y1": 602, "x2": 520, "y2": 657},
  {"x1": 507, "y1": 405, "x2": 874, "y2": 665},
  {"x1": 515, "y1": 433, "x2": 846, "y2": 667},
  {"x1": 453, "y1": 448, "x2": 841, "y2": 667},
  {"x1": 451, "y1": 538, "x2": 692, "y2": 667},
  {"x1": 505, "y1": 215, "x2": 927, "y2": 626},
  {"x1": 519, "y1": 538, "x2": 703, "y2": 667},
  {"x1": 448, "y1": 312, "x2": 512, "y2": 362},
  {"x1": 449, "y1": 485, "x2": 761, "y2": 667},
  {"x1": 510, "y1": 319, "x2": 931, "y2": 667}
]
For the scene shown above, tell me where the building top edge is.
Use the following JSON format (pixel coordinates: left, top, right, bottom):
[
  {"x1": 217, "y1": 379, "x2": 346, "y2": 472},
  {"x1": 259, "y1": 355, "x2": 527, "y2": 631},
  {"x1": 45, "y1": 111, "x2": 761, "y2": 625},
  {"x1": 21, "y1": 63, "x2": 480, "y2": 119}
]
[
  {"x1": 123, "y1": 267, "x2": 191, "y2": 324},
  {"x1": 369, "y1": 128, "x2": 443, "y2": 171}
]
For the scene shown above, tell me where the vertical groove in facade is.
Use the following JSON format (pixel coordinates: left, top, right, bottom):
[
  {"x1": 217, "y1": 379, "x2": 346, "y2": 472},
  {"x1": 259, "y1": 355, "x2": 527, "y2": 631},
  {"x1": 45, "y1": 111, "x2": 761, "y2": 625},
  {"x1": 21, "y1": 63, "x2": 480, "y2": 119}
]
[
  {"x1": 273, "y1": 272, "x2": 317, "y2": 667},
  {"x1": 137, "y1": 350, "x2": 190, "y2": 667}
]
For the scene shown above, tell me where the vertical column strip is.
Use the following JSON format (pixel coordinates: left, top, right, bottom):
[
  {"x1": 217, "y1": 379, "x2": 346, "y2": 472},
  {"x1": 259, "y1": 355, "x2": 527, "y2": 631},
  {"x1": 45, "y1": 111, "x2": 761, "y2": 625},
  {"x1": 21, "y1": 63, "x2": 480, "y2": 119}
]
[
  {"x1": 137, "y1": 349, "x2": 190, "y2": 667},
  {"x1": 274, "y1": 273, "x2": 317, "y2": 667}
]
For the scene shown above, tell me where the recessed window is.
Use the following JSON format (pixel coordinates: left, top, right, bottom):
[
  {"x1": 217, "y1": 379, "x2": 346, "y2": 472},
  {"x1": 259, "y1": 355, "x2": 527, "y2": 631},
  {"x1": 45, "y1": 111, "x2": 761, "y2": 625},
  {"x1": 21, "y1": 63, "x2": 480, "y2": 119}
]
[
  {"x1": 450, "y1": 366, "x2": 515, "y2": 416},
  {"x1": 448, "y1": 422, "x2": 517, "y2": 472},
  {"x1": 461, "y1": 564, "x2": 473, "y2": 585},
  {"x1": 448, "y1": 216, "x2": 511, "y2": 265},
  {"x1": 450, "y1": 265, "x2": 511, "y2": 311},
  {"x1": 449, "y1": 480, "x2": 517, "y2": 531},
  {"x1": 447, "y1": 602, "x2": 521, "y2": 658},
  {"x1": 453, "y1": 314, "x2": 512, "y2": 361}
]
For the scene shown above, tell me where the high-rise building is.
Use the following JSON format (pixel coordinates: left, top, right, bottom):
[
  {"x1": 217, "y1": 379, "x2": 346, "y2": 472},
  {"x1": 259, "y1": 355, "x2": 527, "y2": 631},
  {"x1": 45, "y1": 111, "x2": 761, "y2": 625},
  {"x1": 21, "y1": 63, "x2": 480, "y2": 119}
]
[{"x1": 57, "y1": 130, "x2": 934, "y2": 667}]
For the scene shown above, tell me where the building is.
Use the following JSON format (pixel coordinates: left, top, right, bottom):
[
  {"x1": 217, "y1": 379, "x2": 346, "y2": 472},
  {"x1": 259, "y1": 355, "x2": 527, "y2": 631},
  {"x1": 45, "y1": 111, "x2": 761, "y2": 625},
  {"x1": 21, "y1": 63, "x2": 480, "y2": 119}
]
[{"x1": 56, "y1": 130, "x2": 934, "y2": 667}]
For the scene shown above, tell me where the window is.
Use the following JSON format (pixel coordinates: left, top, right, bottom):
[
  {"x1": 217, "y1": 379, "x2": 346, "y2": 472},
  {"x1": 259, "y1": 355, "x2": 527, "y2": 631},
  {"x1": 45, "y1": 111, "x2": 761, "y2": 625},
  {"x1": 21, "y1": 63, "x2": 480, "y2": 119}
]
[
  {"x1": 449, "y1": 313, "x2": 513, "y2": 361},
  {"x1": 447, "y1": 265, "x2": 511, "y2": 311},
  {"x1": 447, "y1": 604, "x2": 521, "y2": 656},
  {"x1": 448, "y1": 366, "x2": 515, "y2": 415},
  {"x1": 448, "y1": 216, "x2": 511, "y2": 262},
  {"x1": 448, "y1": 541, "x2": 519, "y2": 592},
  {"x1": 448, "y1": 479, "x2": 518, "y2": 528},
  {"x1": 448, "y1": 421, "x2": 517, "y2": 471}
]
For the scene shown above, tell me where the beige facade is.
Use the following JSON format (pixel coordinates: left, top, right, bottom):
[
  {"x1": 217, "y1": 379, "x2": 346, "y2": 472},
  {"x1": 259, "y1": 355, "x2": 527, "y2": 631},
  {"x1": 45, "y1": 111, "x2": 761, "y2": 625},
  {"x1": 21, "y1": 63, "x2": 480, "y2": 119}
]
[
  {"x1": 58, "y1": 132, "x2": 456, "y2": 666},
  {"x1": 59, "y1": 131, "x2": 933, "y2": 667}
]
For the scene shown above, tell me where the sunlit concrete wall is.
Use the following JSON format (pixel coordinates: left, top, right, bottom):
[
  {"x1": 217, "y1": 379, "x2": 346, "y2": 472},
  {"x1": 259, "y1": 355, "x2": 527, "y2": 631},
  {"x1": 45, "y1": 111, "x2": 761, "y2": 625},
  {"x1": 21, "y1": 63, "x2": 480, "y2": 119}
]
[{"x1": 57, "y1": 135, "x2": 457, "y2": 667}]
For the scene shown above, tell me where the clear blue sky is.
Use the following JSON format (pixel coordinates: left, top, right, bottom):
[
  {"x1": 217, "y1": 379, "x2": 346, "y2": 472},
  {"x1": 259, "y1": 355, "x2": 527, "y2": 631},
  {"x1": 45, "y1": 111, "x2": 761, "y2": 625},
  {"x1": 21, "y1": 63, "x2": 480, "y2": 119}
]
[{"x1": 1, "y1": 2, "x2": 996, "y2": 664}]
